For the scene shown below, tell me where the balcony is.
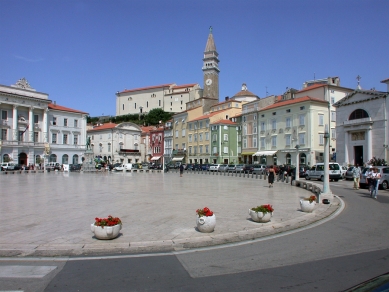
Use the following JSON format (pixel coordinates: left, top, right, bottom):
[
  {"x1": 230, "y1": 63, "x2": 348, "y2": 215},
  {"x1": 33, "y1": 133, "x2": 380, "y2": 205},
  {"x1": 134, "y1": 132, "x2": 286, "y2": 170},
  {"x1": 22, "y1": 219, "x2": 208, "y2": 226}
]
[
  {"x1": 343, "y1": 117, "x2": 372, "y2": 127},
  {"x1": 34, "y1": 123, "x2": 41, "y2": 130},
  {"x1": 118, "y1": 149, "x2": 140, "y2": 156},
  {"x1": 172, "y1": 149, "x2": 186, "y2": 155},
  {"x1": 0, "y1": 120, "x2": 10, "y2": 128}
]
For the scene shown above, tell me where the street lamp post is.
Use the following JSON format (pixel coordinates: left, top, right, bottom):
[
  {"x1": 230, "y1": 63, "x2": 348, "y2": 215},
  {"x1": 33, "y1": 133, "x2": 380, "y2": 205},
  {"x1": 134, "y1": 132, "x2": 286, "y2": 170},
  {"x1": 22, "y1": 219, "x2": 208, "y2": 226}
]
[
  {"x1": 295, "y1": 145, "x2": 300, "y2": 181},
  {"x1": 322, "y1": 124, "x2": 333, "y2": 200}
]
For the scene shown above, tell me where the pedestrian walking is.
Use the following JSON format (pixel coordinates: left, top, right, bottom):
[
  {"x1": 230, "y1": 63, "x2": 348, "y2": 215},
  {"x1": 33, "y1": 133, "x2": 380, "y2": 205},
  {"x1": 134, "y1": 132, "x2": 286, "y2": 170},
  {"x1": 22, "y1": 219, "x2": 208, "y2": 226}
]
[
  {"x1": 268, "y1": 165, "x2": 275, "y2": 187},
  {"x1": 365, "y1": 167, "x2": 373, "y2": 194},
  {"x1": 370, "y1": 167, "x2": 381, "y2": 199},
  {"x1": 352, "y1": 164, "x2": 361, "y2": 189},
  {"x1": 179, "y1": 164, "x2": 184, "y2": 177}
]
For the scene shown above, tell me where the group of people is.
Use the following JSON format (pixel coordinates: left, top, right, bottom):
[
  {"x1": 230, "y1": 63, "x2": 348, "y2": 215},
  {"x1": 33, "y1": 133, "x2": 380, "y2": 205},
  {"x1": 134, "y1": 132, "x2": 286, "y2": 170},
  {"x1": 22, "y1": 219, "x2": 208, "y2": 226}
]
[{"x1": 352, "y1": 164, "x2": 381, "y2": 199}]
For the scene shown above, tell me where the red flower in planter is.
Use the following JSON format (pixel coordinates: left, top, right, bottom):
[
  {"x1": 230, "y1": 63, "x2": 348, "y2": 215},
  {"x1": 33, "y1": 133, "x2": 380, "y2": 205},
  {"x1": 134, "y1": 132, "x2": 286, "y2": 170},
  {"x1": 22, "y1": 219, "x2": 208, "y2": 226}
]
[
  {"x1": 196, "y1": 207, "x2": 214, "y2": 217},
  {"x1": 94, "y1": 215, "x2": 122, "y2": 227}
]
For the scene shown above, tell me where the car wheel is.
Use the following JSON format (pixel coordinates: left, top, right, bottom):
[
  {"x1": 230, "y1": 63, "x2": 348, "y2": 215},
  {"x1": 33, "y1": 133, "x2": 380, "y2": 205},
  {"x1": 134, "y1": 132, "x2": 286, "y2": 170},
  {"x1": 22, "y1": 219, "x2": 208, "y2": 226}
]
[
  {"x1": 320, "y1": 176, "x2": 324, "y2": 182},
  {"x1": 305, "y1": 175, "x2": 310, "y2": 180},
  {"x1": 334, "y1": 179, "x2": 339, "y2": 182},
  {"x1": 381, "y1": 180, "x2": 388, "y2": 190}
]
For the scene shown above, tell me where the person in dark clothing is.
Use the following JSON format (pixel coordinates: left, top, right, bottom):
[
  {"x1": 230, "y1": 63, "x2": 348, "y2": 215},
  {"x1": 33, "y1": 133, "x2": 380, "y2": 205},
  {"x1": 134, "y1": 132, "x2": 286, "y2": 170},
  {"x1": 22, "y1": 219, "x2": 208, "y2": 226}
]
[
  {"x1": 268, "y1": 165, "x2": 275, "y2": 187},
  {"x1": 179, "y1": 164, "x2": 184, "y2": 177}
]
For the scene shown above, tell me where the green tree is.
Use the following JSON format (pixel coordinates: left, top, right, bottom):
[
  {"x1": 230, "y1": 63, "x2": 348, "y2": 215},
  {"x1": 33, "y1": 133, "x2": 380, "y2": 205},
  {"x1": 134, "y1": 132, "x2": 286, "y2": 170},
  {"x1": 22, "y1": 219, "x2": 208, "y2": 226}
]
[{"x1": 144, "y1": 108, "x2": 173, "y2": 126}]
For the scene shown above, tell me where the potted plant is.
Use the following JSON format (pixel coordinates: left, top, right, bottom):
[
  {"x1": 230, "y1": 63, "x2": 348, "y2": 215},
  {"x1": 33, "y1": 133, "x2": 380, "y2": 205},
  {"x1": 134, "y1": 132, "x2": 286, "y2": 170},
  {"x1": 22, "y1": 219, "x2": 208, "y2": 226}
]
[
  {"x1": 91, "y1": 215, "x2": 122, "y2": 240},
  {"x1": 196, "y1": 207, "x2": 216, "y2": 233},
  {"x1": 249, "y1": 204, "x2": 274, "y2": 223},
  {"x1": 300, "y1": 195, "x2": 316, "y2": 213}
]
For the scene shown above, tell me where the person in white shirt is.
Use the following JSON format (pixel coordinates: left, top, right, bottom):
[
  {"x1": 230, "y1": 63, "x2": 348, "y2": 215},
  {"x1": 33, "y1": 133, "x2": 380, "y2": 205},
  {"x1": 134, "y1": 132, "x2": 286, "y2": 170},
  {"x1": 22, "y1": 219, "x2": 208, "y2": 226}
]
[{"x1": 370, "y1": 168, "x2": 381, "y2": 199}]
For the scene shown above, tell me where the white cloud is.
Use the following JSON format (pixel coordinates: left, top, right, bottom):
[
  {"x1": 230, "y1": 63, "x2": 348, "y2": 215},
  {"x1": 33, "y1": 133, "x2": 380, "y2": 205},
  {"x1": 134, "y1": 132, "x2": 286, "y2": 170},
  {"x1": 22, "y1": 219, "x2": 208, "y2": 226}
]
[{"x1": 14, "y1": 55, "x2": 44, "y2": 62}]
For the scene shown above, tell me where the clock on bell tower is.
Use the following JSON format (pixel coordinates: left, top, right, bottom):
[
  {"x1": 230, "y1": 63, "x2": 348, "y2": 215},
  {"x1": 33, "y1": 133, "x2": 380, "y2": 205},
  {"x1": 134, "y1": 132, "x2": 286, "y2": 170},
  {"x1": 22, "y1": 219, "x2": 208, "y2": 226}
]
[{"x1": 202, "y1": 26, "x2": 220, "y2": 100}]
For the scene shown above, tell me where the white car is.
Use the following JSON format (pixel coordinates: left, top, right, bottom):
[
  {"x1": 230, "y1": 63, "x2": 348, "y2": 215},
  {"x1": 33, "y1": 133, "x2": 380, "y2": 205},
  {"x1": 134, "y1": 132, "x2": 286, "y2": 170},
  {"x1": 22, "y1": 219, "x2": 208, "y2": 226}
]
[
  {"x1": 209, "y1": 164, "x2": 221, "y2": 172},
  {"x1": 113, "y1": 163, "x2": 134, "y2": 171},
  {"x1": 340, "y1": 166, "x2": 347, "y2": 179}
]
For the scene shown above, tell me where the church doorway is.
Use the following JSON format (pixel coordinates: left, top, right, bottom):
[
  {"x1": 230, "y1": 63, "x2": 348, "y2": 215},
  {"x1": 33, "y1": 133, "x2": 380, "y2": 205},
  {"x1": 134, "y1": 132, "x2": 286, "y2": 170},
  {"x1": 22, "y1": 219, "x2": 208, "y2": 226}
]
[
  {"x1": 19, "y1": 152, "x2": 27, "y2": 165},
  {"x1": 354, "y1": 146, "x2": 363, "y2": 166}
]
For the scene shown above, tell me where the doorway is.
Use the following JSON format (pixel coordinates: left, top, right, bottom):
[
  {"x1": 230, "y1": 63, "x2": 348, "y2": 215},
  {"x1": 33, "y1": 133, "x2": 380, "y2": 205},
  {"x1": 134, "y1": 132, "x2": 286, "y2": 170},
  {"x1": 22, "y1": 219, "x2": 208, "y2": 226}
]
[
  {"x1": 19, "y1": 152, "x2": 27, "y2": 165},
  {"x1": 354, "y1": 146, "x2": 363, "y2": 166}
]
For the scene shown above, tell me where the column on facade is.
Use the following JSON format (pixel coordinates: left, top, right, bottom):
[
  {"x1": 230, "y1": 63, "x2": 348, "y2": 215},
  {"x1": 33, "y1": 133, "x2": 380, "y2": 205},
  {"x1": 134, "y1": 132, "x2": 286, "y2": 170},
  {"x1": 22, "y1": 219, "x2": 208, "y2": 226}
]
[
  {"x1": 12, "y1": 105, "x2": 18, "y2": 140},
  {"x1": 29, "y1": 107, "x2": 34, "y2": 142},
  {"x1": 367, "y1": 127, "x2": 372, "y2": 162},
  {"x1": 43, "y1": 109, "x2": 48, "y2": 143},
  {"x1": 344, "y1": 131, "x2": 349, "y2": 164}
]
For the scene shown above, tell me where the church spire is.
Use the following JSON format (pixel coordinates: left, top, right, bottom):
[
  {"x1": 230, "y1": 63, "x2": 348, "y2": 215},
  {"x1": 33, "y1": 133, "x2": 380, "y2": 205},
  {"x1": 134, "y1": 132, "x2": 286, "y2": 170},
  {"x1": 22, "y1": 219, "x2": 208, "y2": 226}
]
[
  {"x1": 202, "y1": 27, "x2": 220, "y2": 100},
  {"x1": 204, "y1": 26, "x2": 217, "y2": 52}
]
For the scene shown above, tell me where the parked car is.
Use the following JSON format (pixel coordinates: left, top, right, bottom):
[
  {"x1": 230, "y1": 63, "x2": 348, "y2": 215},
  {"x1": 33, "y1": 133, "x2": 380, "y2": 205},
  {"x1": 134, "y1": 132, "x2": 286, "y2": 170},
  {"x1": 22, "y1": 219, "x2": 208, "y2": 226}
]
[
  {"x1": 201, "y1": 164, "x2": 210, "y2": 171},
  {"x1": 1, "y1": 163, "x2": 17, "y2": 171},
  {"x1": 340, "y1": 166, "x2": 347, "y2": 179},
  {"x1": 113, "y1": 163, "x2": 134, "y2": 171},
  {"x1": 242, "y1": 164, "x2": 254, "y2": 173},
  {"x1": 252, "y1": 164, "x2": 266, "y2": 175},
  {"x1": 305, "y1": 162, "x2": 341, "y2": 181},
  {"x1": 235, "y1": 164, "x2": 244, "y2": 172},
  {"x1": 141, "y1": 163, "x2": 149, "y2": 170},
  {"x1": 227, "y1": 164, "x2": 236, "y2": 171},
  {"x1": 46, "y1": 162, "x2": 61, "y2": 171},
  {"x1": 360, "y1": 166, "x2": 389, "y2": 190},
  {"x1": 209, "y1": 164, "x2": 221, "y2": 172},
  {"x1": 69, "y1": 164, "x2": 82, "y2": 172},
  {"x1": 218, "y1": 164, "x2": 229, "y2": 172},
  {"x1": 344, "y1": 166, "x2": 355, "y2": 180}
]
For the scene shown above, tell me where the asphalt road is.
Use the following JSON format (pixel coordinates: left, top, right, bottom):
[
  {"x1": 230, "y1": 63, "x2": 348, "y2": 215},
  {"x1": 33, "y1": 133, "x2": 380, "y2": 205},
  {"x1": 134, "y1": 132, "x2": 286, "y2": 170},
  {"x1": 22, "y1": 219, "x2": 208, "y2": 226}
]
[{"x1": 1, "y1": 179, "x2": 388, "y2": 292}]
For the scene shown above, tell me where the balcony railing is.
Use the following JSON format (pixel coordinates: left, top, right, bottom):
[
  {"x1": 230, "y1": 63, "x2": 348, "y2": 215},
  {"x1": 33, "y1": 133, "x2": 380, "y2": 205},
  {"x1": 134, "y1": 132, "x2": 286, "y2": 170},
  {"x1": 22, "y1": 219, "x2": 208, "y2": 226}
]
[
  {"x1": 172, "y1": 149, "x2": 186, "y2": 155},
  {"x1": 118, "y1": 149, "x2": 140, "y2": 155},
  {"x1": 343, "y1": 117, "x2": 372, "y2": 126}
]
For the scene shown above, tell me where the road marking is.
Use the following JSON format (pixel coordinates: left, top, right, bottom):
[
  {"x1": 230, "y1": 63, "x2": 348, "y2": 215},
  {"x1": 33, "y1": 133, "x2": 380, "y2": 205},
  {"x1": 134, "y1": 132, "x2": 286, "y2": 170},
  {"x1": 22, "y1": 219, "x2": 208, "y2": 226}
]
[{"x1": 0, "y1": 265, "x2": 57, "y2": 278}]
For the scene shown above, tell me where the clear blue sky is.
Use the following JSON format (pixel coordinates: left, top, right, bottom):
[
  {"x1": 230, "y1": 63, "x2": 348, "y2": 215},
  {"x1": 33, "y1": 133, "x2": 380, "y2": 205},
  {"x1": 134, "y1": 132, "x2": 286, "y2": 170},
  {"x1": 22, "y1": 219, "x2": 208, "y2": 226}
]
[{"x1": 1, "y1": 0, "x2": 388, "y2": 116}]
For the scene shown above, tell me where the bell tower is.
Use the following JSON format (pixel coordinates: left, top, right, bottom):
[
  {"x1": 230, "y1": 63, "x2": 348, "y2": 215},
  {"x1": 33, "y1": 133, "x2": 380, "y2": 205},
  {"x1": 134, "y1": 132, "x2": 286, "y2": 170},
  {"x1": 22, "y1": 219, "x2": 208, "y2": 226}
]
[{"x1": 202, "y1": 26, "x2": 220, "y2": 100}]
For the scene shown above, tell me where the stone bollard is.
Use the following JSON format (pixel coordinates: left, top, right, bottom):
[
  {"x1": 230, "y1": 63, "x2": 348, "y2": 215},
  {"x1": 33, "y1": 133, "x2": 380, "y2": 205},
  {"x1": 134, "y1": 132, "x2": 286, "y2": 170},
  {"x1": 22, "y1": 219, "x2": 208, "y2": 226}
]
[{"x1": 256, "y1": 173, "x2": 258, "y2": 179}]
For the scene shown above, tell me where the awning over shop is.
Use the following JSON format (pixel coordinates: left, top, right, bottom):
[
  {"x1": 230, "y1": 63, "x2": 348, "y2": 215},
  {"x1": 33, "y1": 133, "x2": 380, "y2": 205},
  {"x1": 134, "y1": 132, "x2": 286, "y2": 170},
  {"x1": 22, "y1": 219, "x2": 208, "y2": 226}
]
[
  {"x1": 172, "y1": 157, "x2": 184, "y2": 161},
  {"x1": 253, "y1": 151, "x2": 278, "y2": 156},
  {"x1": 241, "y1": 152, "x2": 255, "y2": 155},
  {"x1": 151, "y1": 156, "x2": 161, "y2": 161}
]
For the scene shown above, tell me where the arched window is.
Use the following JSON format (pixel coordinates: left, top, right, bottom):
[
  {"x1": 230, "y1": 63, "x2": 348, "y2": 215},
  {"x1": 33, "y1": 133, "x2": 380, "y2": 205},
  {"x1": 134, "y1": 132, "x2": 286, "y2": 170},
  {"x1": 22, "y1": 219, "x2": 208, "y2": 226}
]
[
  {"x1": 35, "y1": 155, "x2": 41, "y2": 164},
  {"x1": 49, "y1": 154, "x2": 57, "y2": 163},
  {"x1": 260, "y1": 155, "x2": 267, "y2": 164},
  {"x1": 73, "y1": 154, "x2": 79, "y2": 164},
  {"x1": 2, "y1": 154, "x2": 10, "y2": 163},
  {"x1": 349, "y1": 109, "x2": 369, "y2": 120},
  {"x1": 300, "y1": 153, "x2": 306, "y2": 165},
  {"x1": 62, "y1": 154, "x2": 69, "y2": 164},
  {"x1": 286, "y1": 153, "x2": 291, "y2": 165}
]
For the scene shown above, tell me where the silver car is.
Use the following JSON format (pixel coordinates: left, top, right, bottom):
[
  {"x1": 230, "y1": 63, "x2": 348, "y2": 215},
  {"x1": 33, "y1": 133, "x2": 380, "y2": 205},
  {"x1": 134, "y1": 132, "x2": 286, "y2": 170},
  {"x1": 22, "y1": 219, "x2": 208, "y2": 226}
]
[
  {"x1": 218, "y1": 164, "x2": 229, "y2": 172},
  {"x1": 344, "y1": 166, "x2": 355, "y2": 180},
  {"x1": 252, "y1": 164, "x2": 266, "y2": 175},
  {"x1": 209, "y1": 164, "x2": 221, "y2": 172},
  {"x1": 360, "y1": 166, "x2": 389, "y2": 190}
]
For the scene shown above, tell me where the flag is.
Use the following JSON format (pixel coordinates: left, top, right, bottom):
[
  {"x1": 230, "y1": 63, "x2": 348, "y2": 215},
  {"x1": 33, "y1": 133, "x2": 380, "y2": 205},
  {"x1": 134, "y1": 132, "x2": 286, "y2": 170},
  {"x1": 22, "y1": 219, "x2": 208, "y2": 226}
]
[{"x1": 21, "y1": 124, "x2": 29, "y2": 134}]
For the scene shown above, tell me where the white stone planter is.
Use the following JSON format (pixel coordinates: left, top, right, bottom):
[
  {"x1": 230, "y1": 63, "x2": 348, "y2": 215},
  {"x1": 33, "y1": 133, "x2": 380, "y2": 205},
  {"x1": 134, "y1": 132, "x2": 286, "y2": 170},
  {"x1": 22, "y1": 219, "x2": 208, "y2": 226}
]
[
  {"x1": 196, "y1": 214, "x2": 216, "y2": 233},
  {"x1": 248, "y1": 209, "x2": 272, "y2": 223},
  {"x1": 300, "y1": 199, "x2": 316, "y2": 213},
  {"x1": 91, "y1": 223, "x2": 122, "y2": 240}
]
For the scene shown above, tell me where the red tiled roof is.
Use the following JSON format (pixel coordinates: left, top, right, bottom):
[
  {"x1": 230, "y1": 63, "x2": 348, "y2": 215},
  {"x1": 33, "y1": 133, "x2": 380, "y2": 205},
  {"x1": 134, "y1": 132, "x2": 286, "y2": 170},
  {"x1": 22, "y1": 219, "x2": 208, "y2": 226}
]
[
  {"x1": 120, "y1": 83, "x2": 174, "y2": 94},
  {"x1": 141, "y1": 126, "x2": 156, "y2": 133},
  {"x1": 211, "y1": 119, "x2": 236, "y2": 125},
  {"x1": 297, "y1": 84, "x2": 326, "y2": 93},
  {"x1": 260, "y1": 96, "x2": 328, "y2": 111},
  {"x1": 172, "y1": 83, "x2": 197, "y2": 89},
  {"x1": 190, "y1": 110, "x2": 226, "y2": 122},
  {"x1": 381, "y1": 78, "x2": 389, "y2": 83},
  {"x1": 48, "y1": 103, "x2": 88, "y2": 114},
  {"x1": 87, "y1": 122, "x2": 117, "y2": 132}
]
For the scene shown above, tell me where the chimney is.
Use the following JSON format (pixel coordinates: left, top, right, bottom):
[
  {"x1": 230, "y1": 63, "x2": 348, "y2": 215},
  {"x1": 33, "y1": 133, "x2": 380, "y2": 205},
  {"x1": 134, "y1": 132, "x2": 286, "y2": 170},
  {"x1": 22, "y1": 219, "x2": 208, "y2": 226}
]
[{"x1": 225, "y1": 96, "x2": 229, "y2": 101}]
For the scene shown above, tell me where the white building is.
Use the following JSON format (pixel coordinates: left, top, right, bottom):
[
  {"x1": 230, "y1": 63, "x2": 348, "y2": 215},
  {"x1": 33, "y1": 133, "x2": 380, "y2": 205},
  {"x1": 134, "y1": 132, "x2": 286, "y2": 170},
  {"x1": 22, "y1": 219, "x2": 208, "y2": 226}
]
[
  {"x1": 0, "y1": 78, "x2": 89, "y2": 167},
  {"x1": 255, "y1": 96, "x2": 332, "y2": 167},
  {"x1": 115, "y1": 83, "x2": 202, "y2": 116},
  {"x1": 334, "y1": 86, "x2": 389, "y2": 166},
  {"x1": 0, "y1": 78, "x2": 50, "y2": 166},
  {"x1": 87, "y1": 122, "x2": 142, "y2": 164},
  {"x1": 47, "y1": 103, "x2": 88, "y2": 165}
]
